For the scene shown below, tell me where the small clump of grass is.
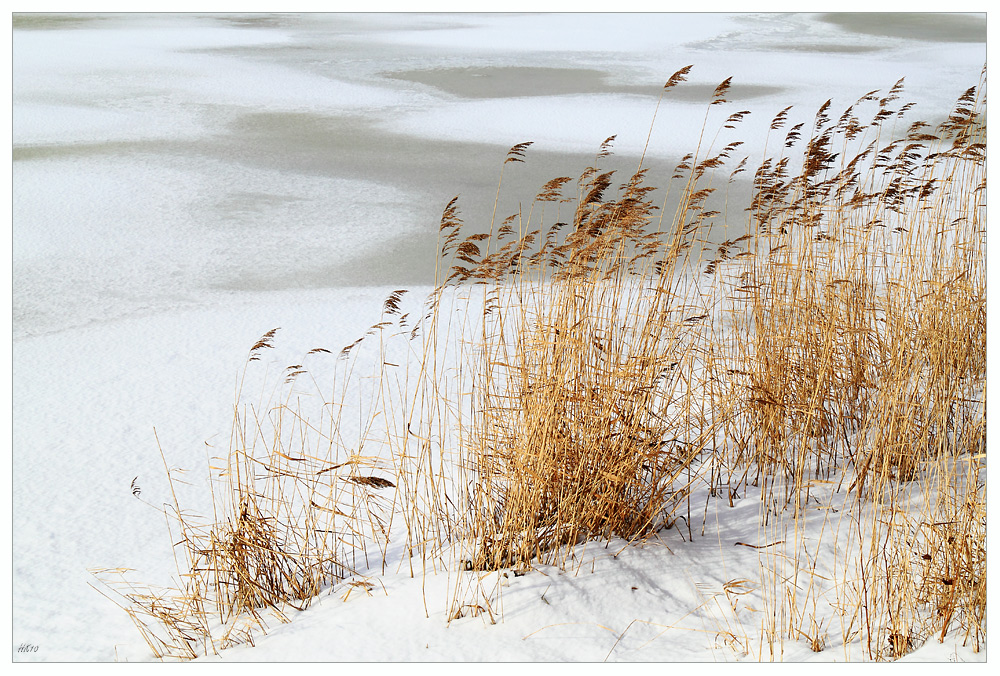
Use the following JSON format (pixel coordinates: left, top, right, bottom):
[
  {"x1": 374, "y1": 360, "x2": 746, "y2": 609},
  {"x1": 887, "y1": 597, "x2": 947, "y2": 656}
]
[{"x1": 92, "y1": 326, "x2": 401, "y2": 658}]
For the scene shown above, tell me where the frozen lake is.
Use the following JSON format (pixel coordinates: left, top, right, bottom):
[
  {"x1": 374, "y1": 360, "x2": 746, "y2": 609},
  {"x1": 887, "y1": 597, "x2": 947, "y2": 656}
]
[
  {"x1": 10, "y1": 13, "x2": 986, "y2": 661},
  {"x1": 12, "y1": 12, "x2": 986, "y2": 339}
]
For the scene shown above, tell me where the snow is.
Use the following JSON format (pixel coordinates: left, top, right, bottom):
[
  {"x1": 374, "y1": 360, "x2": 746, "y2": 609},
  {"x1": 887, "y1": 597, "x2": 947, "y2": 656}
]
[
  {"x1": 369, "y1": 12, "x2": 738, "y2": 53},
  {"x1": 373, "y1": 12, "x2": 986, "y2": 158},
  {"x1": 10, "y1": 11, "x2": 988, "y2": 663}
]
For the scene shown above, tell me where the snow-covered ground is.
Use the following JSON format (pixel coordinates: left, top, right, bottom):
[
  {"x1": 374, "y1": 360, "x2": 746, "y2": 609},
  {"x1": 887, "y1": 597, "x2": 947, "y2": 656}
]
[{"x1": 10, "y1": 11, "x2": 987, "y2": 662}]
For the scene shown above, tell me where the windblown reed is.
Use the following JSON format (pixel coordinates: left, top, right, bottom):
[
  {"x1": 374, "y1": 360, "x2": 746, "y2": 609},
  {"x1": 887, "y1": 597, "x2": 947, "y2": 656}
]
[{"x1": 96, "y1": 64, "x2": 985, "y2": 661}]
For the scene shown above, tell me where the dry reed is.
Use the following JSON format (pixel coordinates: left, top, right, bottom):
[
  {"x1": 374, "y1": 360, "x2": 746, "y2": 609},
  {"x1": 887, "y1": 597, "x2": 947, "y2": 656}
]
[{"x1": 96, "y1": 64, "x2": 985, "y2": 661}]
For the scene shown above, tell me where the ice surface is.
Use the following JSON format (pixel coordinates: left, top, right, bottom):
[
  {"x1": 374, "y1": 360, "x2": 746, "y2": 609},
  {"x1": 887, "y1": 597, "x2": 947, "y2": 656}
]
[
  {"x1": 13, "y1": 12, "x2": 986, "y2": 340},
  {"x1": 370, "y1": 12, "x2": 738, "y2": 53},
  {"x1": 11, "y1": 12, "x2": 987, "y2": 663}
]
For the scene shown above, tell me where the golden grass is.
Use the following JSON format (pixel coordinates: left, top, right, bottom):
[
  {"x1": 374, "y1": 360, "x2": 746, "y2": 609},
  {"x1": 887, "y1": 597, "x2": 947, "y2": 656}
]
[{"x1": 95, "y1": 64, "x2": 985, "y2": 661}]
